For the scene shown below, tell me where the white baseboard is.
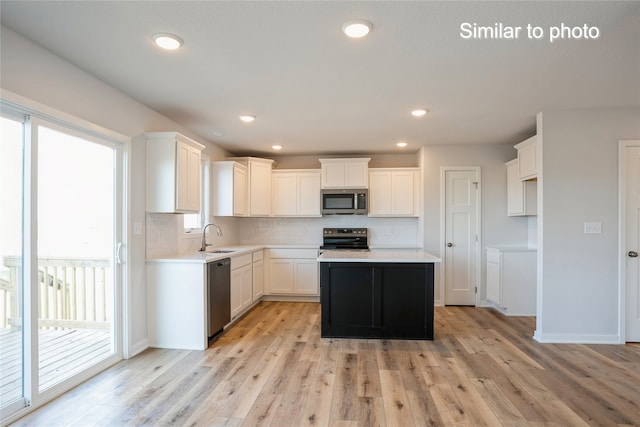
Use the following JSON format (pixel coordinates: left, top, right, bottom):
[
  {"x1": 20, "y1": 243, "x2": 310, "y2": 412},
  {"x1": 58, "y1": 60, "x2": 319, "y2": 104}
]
[
  {"x1": 127, "y1": 338, "x2": 149, "y2": 358},
  {"x1": 533, "y1": 331, "x2": 621, "y2": 344}
]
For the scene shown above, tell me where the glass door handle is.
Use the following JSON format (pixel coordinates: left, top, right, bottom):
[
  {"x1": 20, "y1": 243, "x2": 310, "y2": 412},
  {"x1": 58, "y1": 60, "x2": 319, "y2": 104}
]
[{"x1": 116, "y1": 242, "x2": 123, "y2": 264}]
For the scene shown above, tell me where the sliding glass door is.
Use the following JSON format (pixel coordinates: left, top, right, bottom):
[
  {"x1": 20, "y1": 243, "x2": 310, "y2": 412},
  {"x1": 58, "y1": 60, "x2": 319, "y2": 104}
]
[
  {"x1": 0, "y1": 114, "x2": 26, "y2": 413},
  {"x1": 36, "y1": 124, "x2": 118, "y2": 392},
  {"x1": 1, "y1": 105, "x2": 124, "y2": 422}
]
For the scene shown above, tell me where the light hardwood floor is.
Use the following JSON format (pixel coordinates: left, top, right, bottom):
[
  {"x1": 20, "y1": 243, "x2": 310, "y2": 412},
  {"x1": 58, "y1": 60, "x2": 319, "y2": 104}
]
[{"x1": 11, "y1": 302, "x2": 640, "y2": 426}]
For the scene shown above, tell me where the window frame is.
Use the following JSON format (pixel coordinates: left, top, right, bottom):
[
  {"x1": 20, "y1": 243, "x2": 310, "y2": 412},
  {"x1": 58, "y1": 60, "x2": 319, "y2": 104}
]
[{"x1": 183, "y1": 154, "x2": 210, "y2": 235}]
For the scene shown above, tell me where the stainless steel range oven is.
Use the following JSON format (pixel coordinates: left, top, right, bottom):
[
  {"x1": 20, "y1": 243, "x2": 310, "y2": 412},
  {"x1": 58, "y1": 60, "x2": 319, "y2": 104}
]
[{"x1": 320, "y1": 228, "x2": 369, "y2": 251}]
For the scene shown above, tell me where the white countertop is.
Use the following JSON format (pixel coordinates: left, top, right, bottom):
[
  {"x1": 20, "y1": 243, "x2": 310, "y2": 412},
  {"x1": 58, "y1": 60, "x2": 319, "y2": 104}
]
[
  {"x1": 146, "y1": 244, "x2": 320, "y2": 264},
  {"x1": 147, "y1": 245, "x2": 265, "y2": 264},
  {"x1": 318, "y1": 250, "x2": 441, "y2": 263},
  {"x1": 485, "y1": 246, "x2": 537, "y2": 252}
]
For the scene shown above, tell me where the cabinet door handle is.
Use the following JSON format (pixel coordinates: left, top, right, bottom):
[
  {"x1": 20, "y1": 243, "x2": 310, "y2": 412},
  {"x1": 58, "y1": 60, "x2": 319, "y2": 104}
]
[
  {"x1": 629, "y1": 251, "x2": 638, "y2": 258},
  {"x1": 447, "y1": 242, "x2": 453, "y2": 247}
]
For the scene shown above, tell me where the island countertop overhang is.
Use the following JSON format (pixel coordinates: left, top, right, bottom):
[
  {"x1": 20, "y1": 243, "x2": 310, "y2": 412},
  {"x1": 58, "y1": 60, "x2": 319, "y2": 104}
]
[{"x1": 318, "y1": 250, "x2": 441, "y2": 263}]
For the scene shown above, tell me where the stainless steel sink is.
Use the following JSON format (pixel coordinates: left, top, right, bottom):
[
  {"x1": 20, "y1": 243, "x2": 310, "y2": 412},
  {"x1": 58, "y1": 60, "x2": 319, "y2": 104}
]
[{"x1": 209, "y1": 250, "x2": 235, "y2": 253}]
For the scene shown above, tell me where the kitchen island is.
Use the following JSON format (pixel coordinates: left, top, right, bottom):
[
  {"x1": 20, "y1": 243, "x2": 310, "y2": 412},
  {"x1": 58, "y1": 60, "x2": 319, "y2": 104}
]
[{"x1": 318, "y1": 250, "x2": 441, "y2": 340}]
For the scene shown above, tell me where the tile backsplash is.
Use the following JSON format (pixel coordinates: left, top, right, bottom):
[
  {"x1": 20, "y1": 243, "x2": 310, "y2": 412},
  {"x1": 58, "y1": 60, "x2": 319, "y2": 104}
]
[
  {"x1": 146, "y1": 213, "x2": 180, "y2": 259},
  {"x1": 146, "y1": 214, "x2": 238, "y2": 258},
  {"x1": 237, "y1": 216, "x2": 420, "y2": 247},
  {"x1": 146, "y1": 213, "x2": 420, "y2": 258}
]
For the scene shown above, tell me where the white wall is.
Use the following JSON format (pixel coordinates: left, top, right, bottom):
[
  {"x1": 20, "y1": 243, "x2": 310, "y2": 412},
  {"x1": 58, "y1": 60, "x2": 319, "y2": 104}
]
[
  {"x1": 420, "y1": 144, "x2": 530, "y2": 304},
  {"x1": 0, "y1": 25, "x2": 229, "y2": 356},
  {"x1": 536, "y1": 108, "x2": 640, "y2": 343}
]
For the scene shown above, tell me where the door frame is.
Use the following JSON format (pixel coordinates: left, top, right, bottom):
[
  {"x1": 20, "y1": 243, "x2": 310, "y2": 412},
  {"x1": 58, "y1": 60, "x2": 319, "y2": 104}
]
[
  {"x1": 439, "y1": 166, "x2": 481, "y2": 306},
  {"x1": 618, "y1": 140, "x2": 640, "y2": 343},
  {"x1": 0, "y1": 93, "x2": 129, "y2": 423}
]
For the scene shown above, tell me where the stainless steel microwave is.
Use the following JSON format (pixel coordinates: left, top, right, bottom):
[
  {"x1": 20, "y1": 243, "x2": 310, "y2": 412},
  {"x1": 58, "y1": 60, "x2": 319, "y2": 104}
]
[{"x1": 321, "y1": 189, "x2": 368, "y2": 215}]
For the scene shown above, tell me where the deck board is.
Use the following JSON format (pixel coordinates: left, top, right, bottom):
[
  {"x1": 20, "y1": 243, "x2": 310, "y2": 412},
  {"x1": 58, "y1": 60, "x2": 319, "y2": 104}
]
[{"x1": 0, "y1": 327, "x2": 111, "y2": 403}]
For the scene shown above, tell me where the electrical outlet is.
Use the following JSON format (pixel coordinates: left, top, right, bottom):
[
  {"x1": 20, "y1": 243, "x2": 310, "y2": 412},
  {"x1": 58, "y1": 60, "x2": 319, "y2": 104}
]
[
  {"x1": 584, "y1": 222, "x2": 602, "y2": 234},
  {"x1": 134, "y1": 222, "x2": 143, "y2": 235}
]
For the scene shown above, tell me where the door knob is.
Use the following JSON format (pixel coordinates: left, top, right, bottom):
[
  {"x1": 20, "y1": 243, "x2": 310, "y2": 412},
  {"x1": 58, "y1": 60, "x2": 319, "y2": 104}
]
[
  {"x1": 629, "y1": 251, "x2": 638, "y2": 258},
  {"x1": 447, "y1": 242, "x2": 453, "y2": 247}
]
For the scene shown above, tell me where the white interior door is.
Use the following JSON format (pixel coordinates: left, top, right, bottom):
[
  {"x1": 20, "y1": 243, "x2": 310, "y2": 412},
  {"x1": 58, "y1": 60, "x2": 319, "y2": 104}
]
[
  {"x1": 443, "y1": 168, "x2": 479, "y2": 306},
  {"x1": 624, "y1": 144, "x2": 640, "y2": 342}
]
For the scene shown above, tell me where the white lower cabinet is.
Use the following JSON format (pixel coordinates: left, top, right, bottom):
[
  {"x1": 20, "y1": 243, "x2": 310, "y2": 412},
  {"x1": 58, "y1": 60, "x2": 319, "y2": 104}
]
[
  {"x1": 147, "y1": 262, "x2": 207, "y2": 350},
  {"x1": 230, "y1": 250, "x2": 265, "y2": 321},
  {"x1": 252, "y1": 250, "x2": 264, "y2": 300},
  {"x1": 230, "y1": 254, "x2": 253, "y2": 320},
  {"x1": 293, "y1": 259, "x2": 319, "y2": 294},
  {"x1": 485, "y1": 247, "x2": 536, "y2": 316},
  {"x1": 266, "y1": 248, "x2": 319, "y2": 296},
  {"x1": 269, "y1": 259, "x2": 295, "y2": 294}
]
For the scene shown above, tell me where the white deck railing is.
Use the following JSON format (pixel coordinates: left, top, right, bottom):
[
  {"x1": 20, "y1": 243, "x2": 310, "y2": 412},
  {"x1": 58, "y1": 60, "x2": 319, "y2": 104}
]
[{"x1": 1, "y1": 256, "x2": 112, "y2": 330}]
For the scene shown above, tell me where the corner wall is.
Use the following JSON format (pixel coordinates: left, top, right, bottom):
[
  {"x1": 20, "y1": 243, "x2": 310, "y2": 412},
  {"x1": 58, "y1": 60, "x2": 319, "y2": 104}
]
[
  {"x1": 536, "y1": 108, "x2": 640, "y2": 343},
  {"x1": 420, "y1": 144, "x2": 529, "y2": 304}
]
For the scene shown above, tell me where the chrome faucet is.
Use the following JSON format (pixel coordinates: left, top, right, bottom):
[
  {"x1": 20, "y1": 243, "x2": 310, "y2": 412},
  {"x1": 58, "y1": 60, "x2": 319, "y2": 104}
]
[{"x1": 199, "y1": 223, "x2": 223, "y2": 251}]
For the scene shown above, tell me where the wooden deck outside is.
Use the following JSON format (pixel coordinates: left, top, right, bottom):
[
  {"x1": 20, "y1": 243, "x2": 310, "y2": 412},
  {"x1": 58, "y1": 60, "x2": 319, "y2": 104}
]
[{"x1": 0, "y1": 327, "x2": 111, "y2": 405}]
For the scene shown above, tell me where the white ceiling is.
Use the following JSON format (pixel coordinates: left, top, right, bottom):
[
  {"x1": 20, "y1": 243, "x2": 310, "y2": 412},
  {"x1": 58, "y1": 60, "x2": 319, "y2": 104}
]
[{"x1": 2, "y1": 1, "x2": 639, "y2": 156}]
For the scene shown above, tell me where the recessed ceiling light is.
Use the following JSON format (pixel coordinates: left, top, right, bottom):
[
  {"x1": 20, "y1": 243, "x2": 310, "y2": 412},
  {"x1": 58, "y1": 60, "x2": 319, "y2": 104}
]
[
  {"x1": 152, "y1": 33, "x2": 183, "y2": 50},
  {"x1": 342, "y1": 20, "x2": 372, "y2": 38},
  {"x1": 411, "y1": 109, "x2": 428, "y2": 117},
  {"x1": 272, "y1": 145, "x2": 283, "y2": 150},
  {"x1": 396, "y1": 142, "x2": 408, "y2": 148},
  {"x1": 239, "y1": 115, "x2": 255, "y2": 123}
]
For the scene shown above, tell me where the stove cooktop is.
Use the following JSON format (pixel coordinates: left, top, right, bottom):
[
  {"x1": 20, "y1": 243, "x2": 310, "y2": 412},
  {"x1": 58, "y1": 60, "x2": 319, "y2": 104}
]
[{"x1": 321, "y1": 227, "x2": 368, "y2": 250}]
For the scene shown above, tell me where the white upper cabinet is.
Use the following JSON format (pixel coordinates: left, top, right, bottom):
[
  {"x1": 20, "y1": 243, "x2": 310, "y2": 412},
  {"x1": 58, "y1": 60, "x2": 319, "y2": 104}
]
[
  {"x1": 298, "y1": 172, "x2": 322, "y2": 215},
  {"x1": 368, "y1": 168, "x2": 419, "y2": 217},
  {"x1": 248, "y1": 159, "x2": 273, "y2": 216},
  {"x1": 211, "y1": 161, "x2": 247, "y2": 216},
  {"x1": 272, "y1": 172, "x2": 297, "y2": 216},
  {"x1": 505, "y1": 159, "x2": 536, "y2": 216},
  {"x1": 319, "y1": 158, "x2": 370, "y2": 189},
  {"x1": 229, "y1": 157, "x2": 275, "y2": 217},
  {"x1": 514, "y1": 135, "x2": 537, "y2": 181},
  {"x1": 146, "y1": 132, "x2": 204, "y2": 213},
  {"x1": 272, "y1": 170, "x2": 321, "y2": 217}
]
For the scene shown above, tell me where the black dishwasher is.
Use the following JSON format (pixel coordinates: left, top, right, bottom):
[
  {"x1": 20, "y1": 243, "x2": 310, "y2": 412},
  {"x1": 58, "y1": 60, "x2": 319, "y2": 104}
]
[{"x1": 208, "y1": 258, "x2": 231, "y2": 338}]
